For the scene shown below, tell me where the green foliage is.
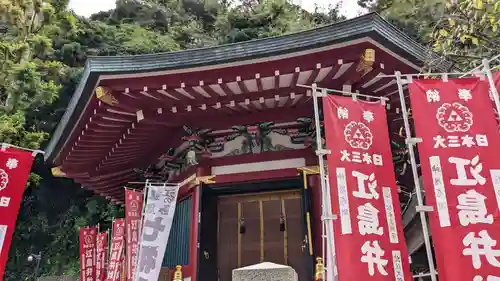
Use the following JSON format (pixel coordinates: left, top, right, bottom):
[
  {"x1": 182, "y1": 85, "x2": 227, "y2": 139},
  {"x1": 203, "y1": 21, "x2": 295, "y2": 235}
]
[
  {"x1": 361, "y1": 0, "x2": 499, "y2": 69},
  {"x1": 214, "y1": 0, "x2": 315, "y2": 43},
  {"x1": 432, "y1": 0, "x2": 500, "y2": 69},
  {"x1": 214, "y1": 0, "x2": 344, "y2": 44},
  {"x1": 0, "y1": 0, "x2": 342, "y2": 280},
  {"x1": 359, "y1": 0, "x2": 445, "y2": 45}
]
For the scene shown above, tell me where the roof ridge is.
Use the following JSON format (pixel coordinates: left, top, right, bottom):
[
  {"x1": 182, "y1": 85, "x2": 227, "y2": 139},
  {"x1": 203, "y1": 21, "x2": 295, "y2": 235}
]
[{"x1": 87, "y1": 13, "x2": 381, "y2": 61}]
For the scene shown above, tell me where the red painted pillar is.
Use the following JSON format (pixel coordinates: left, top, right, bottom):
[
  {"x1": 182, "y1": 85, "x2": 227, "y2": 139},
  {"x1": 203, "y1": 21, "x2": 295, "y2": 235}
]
[
  {"x1": 189, "y1": 185, "x2": 200, "y2": 281},
  {"x1": 189, "y1": 165, "x2": 210, "y2": 281}
]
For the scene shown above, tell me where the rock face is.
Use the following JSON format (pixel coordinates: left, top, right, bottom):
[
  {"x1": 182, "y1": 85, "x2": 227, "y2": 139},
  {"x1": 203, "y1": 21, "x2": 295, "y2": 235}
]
[{"x1": 232, "y1": 262, "x2": 298, "y2": 281}]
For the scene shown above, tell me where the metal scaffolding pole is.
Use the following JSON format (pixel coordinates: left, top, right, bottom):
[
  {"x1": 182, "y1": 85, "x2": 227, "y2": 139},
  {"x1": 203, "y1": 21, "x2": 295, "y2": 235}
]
[
  {"x1": 1, "y1": 142, "x2": 44, "y2": 156},
  {"x1": 394, "y1": 71, "x2": 437, "y2": 281},
  {"x1": 323, "y1": 174, "x2": 337, "y2": 281},
  {"x1": 413, "y1": 272, "x2": 438, "y2": 279},
  {"x1": 483, "y1": 58, "x2": 500, "y2": 121},
  {"x1": 460, "y1": 53, "x2": 500, "y2": 78},
  {"x1": 311, "y1": 84, "x2": 337, "y2": 281}
]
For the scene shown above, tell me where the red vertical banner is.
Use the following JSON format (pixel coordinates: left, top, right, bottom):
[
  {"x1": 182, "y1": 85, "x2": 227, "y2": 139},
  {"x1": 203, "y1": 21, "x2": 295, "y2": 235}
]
[
  {"x1": 409, "y1": 77, "x2": 500, "y2": 281},
  {"x1": 107, "y1": 219, "x2": 125, "y2": 281},
  {"x1": 125, "y1": 189, "x2": 143, "y2": 281},
  {"x1": 323, "y1": 95, "x2": 412, "y2": 281},
  {"x1": 80, "y1": 227, "x2": 97, "y2": 281},
  {"x1": 96, "y1": 232, "x2": 108, "y2": 281},
  {"x1": 0, "y1": 147, "x2": 35, "y2": 281}
]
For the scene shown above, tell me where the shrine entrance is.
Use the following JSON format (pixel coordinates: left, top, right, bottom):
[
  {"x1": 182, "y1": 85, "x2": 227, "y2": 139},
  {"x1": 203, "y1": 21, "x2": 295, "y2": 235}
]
[{"x1": 197, "y1": 180, "x2": 314, "y2": 281}]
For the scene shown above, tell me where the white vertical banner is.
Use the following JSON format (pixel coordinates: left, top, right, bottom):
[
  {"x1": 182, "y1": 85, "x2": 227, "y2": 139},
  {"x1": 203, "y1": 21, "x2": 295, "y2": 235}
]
[{"x1": 134, "y1": 183, "x2": 180, "y2": 281}]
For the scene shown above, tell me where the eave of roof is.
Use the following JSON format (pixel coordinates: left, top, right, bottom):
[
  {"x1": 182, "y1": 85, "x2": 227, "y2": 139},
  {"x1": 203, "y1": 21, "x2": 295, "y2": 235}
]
[{"x1": 44, "y1": 12, "x2": 453, "y2": 163}]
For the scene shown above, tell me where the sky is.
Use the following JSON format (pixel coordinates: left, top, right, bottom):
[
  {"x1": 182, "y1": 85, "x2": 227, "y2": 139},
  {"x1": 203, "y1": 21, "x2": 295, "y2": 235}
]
[{"x1": 68, "y1": 0, "x2": 364, "y2": 19}]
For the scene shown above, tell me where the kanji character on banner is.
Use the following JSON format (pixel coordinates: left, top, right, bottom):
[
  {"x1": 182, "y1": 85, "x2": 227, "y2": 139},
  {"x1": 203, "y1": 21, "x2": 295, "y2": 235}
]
[
  {"x1": 463, "y1": 230, "x2": 500, "y2": 269},
  {"x1": 361, "y1": 241, "x2": 388, "y2": 276}
]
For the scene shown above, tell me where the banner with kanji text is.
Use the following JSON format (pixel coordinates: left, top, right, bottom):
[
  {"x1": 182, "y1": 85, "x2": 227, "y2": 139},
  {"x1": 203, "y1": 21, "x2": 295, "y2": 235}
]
[
  {"x1": 0, "y1": 147, "x2": 36, "y2": 281},
  {"x1": 134, "y1": 184, "x2": 179, "y2": 281},
  {"x1": 107, "y1": 219, "x2": 125, "y2": 281},
  {"x1": 323, "y1": 95, "x2": 412, "y2": 281},
  {"x1": 96, "y1": 232, "x2": 108, "y2": 281},
  {"x1": 80, "y1": 227, "x2": 97, "y2": 281},
  {"x1": 409, "y1": 77, "x2": 500, "y2": 281},
  {"x1": 125, "y1": 188, "x2": 143, "y2": 281}
]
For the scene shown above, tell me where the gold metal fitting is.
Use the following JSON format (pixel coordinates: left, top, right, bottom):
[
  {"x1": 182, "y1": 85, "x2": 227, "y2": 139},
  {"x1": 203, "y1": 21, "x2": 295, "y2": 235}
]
[
  {"x1": 315, "y1": 257, "x2": 325, "y2": 280},
  {"x1": 95, "y1": 86, "x2": 118, "y2": 106},
  {"x1": 173, "y1": 265, "x2": 182, "y2": 281}
]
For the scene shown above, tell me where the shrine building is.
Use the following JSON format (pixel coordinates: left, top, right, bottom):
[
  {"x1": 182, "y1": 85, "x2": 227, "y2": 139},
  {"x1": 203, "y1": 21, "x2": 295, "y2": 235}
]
[{"x1": 45, "y1": 13, "x2": 451, "y2": 281}]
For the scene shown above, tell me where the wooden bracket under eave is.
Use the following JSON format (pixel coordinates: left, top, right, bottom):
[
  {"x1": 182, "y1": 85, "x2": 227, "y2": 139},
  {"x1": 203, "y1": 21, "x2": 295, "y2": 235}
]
[
  {"x1": 95, "y1": 86, "x2": 119, "y2": 106},
  {"x1": 195, "y1": 175, "x2": 216, "y2": 185},
  {"x1": 297, "y1": 166, "x2": 320, "y2": 175},
  {"x1": 356, "y1": 48, "x2": 375, "y2": 76},
  {"x1": 51, "y1": 166, "x2": 67, "y2": 177}
]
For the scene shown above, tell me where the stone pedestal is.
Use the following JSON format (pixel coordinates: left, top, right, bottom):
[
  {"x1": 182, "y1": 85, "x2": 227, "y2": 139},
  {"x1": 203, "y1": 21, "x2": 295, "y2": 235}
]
[{"x1": 232, "y1": 262, "x2": 298, "y2": 281}]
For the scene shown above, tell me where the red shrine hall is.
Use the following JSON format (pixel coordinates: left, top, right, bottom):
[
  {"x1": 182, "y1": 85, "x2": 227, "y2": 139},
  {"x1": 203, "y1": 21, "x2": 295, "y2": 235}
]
[{"x1": 46, "y1": 13, "x2": 452, "y2": 281}]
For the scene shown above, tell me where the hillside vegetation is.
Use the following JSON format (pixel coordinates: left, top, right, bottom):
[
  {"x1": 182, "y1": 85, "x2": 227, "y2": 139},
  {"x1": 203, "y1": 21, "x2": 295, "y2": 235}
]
[{"x1": 1, "y1": 0, "x2": 497, "y2": 279}]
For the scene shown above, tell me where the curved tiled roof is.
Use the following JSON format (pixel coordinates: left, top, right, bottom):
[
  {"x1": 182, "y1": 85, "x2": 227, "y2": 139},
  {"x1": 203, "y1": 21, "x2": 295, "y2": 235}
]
[{"x1": 44, "y1": 12, "x2": 452, "y2": 162}]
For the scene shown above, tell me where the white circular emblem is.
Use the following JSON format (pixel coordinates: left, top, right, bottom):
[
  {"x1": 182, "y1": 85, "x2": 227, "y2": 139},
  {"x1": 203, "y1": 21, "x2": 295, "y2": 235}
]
[
  {"x1": 84, "y1": 234, "x2": 93, "y2": 245},
  {"x1": 436, "y1": 102, "x2": 473, "y2": 132},
  {"x1": 344, "y1": 121, "x2": 373, "y2": 150},
  {"x1": 0, "y1": 168, "x2": 8, "y2": 192}
]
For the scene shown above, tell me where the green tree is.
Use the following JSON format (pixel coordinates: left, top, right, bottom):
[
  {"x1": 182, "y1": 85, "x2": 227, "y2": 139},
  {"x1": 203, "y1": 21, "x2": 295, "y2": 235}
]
[
  {"x1": 214, "y1": 0, "x2": 343, "y2": 44},
  {"x1": 360, "y1": 0, "x2": 500, "y2": 69},
  {"x1": 1, "y1": 0, "x2": 344, "y2": 279},
  {"x1": 431, "y1": 0, "x2": 500, "y2": 69},
  {"x1": 358, "y1": 0, "x2": 445, "y2": 44},
  {"x1": 0, "y1": 0, "x2": 60, "y2": 114}
]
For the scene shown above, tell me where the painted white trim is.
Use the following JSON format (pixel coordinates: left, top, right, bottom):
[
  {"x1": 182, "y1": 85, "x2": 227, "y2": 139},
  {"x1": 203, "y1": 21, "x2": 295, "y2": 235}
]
[
  {"x1": 99, "y1": 37, "x2": 420, "y2": 81},
  {"x1": 211, "y1": 158, "x2": 306, "y2": 176},
  {"x1": 56, "y1": 76, "x2": 102, "y2": 162}
]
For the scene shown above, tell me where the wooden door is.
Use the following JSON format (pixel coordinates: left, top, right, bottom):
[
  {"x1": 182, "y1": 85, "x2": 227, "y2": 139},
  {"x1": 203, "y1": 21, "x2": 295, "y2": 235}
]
[{"x1": 217, "y1": 191, "x2": 308, "y2": 281}]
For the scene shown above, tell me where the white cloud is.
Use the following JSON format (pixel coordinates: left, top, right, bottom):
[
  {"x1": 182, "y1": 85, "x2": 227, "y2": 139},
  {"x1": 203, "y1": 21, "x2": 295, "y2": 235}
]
[{"x1": 69, "y1": 0, "x2": 363, "y2": 19}]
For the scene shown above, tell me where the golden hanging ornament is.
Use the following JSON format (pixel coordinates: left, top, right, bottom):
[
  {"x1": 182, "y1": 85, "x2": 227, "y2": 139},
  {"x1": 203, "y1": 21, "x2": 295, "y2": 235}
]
[
  {"x1": 314, "y1": 257, "x2": 325, "y2": 281},
  {"x1": 173, "y1": 265, "x2": 183, "y2": 281}
]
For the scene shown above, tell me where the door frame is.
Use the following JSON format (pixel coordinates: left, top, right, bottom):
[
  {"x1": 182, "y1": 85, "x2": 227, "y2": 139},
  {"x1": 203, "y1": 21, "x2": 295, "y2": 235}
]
[
  {"x1": 300, "y1": 171, "x2": 317, "y2": 281},
  {"x1": 197, "y1": 177, "x2": 315, "y2": 281}
]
